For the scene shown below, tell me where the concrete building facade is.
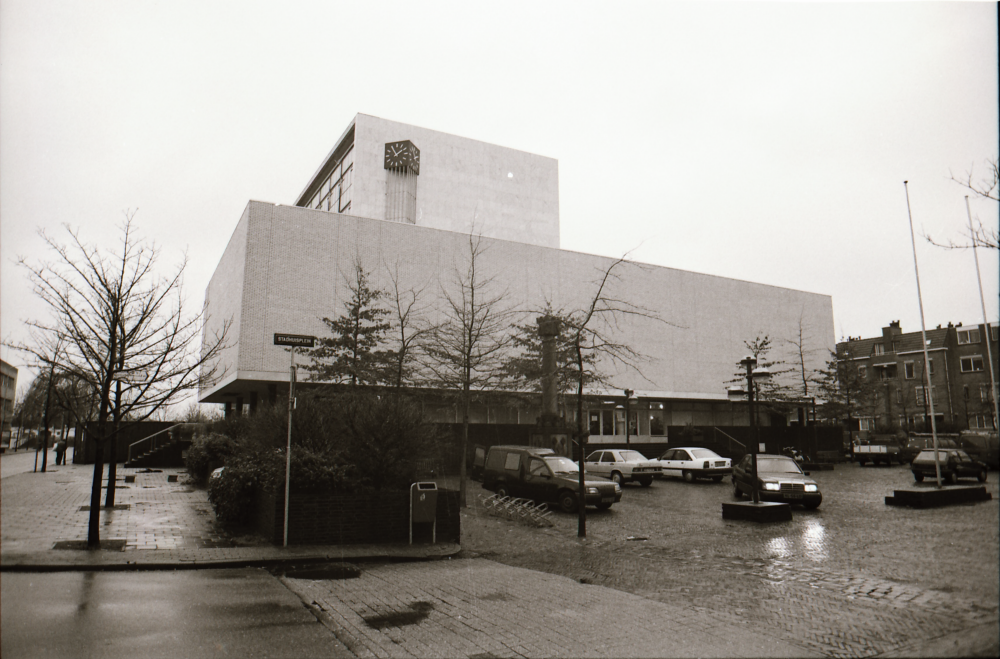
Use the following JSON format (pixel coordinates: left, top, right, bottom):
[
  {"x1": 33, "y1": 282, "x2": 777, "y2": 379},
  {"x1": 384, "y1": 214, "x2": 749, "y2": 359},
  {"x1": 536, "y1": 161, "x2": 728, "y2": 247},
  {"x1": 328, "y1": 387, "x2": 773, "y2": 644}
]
[
  {"x1": 199, "y1": 115, "x2": 835, "y2": 439},
  {"x1": 1, "y1": 359, "x2": 17, "y2": 445}
]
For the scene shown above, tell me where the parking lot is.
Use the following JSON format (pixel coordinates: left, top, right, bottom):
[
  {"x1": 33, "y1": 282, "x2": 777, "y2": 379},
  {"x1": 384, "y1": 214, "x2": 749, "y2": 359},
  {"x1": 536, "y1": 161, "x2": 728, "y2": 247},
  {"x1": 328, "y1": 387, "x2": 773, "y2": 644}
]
[{"x1": 463, "y1": 461, "x2": 999, "y2": 657}]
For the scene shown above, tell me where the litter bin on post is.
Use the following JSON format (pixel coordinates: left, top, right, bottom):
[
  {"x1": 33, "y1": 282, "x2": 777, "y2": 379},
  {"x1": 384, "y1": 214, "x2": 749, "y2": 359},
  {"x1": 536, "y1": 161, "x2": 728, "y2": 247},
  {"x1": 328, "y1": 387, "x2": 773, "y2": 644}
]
[{"x1": 410, "y1": 482, "x2": 438, "y2": 544}]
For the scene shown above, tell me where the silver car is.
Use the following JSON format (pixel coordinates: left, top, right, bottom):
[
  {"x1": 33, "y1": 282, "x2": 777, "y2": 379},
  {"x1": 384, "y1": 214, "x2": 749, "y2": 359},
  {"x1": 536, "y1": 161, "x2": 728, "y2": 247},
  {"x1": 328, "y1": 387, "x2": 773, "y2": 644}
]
[{"x1": 583, "y1": 449, "x2": 661, "y2": 487}]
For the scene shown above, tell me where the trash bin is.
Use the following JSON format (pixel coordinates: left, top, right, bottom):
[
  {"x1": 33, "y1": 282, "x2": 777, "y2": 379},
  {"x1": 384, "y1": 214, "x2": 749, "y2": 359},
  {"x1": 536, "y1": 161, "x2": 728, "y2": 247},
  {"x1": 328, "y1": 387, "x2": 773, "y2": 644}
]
[{"x1": 410, "y1": 482, "x2": 438, "y2": 544}]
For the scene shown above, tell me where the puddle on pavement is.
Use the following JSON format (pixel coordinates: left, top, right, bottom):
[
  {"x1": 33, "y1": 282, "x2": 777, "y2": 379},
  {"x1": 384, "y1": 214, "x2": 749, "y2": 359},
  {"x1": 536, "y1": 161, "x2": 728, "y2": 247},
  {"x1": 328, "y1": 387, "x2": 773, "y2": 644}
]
[
  {"x1": 280, "y1": 562, "x2": 361, "y2": 580},
  {"x1": 53, "y1": 539, "x2": 127, "y2": 551},
  {"x1": 363, "y1": 601, "x2": 434, "y2": 629}
]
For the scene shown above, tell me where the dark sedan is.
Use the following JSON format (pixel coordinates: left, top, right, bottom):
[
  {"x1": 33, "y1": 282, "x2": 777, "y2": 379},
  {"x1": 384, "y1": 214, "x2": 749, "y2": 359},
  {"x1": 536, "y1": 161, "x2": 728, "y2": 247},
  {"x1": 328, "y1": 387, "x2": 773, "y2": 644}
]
[
  {"x1": 731, "y1": 454, "x2": 822, "y2": 509},
  {"x1": 911, "y1": 449, "x2": 988, "y2": 484}
]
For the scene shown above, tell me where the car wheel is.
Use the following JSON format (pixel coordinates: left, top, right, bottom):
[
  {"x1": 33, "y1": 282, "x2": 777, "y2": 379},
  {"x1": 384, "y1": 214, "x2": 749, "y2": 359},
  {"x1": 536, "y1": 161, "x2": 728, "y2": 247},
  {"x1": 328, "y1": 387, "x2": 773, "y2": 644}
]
[
  {"x1": 638, "y1": 477, "x2": 652, "y2": 487},
  {"x1": 611, "y1": 472, "x2": 624, "y2": 487},
  {"x1": 558, "y1": 490, "x2": 578, "y2": 514},
  {"x1": 496, "y1": 485, "x2": 509, "y2": 499},
  {"x1": 732, "y1": 480, "x2": 743, "y2": 499},
  {"x1": 858, "y1": 460, "x2": 866, "y2": 467},
  {"x1": 978, "y1": 470, "x2": 987, "y2": 483},
  {"x1": 947, "y1": 471, "x2": 958, "y2": 485},
  {"x1": 683, "y1": 471, "x2": 694, "y2": 483},
  {"x1": 711, "y1": 476, "x2": 723, "y2": 483},
  {"x1": 913, "y1": 472, "x2": 924, "y2": 482},
  {"x1": 595, "y1": 502, "x2": 612, "y2": 510}
]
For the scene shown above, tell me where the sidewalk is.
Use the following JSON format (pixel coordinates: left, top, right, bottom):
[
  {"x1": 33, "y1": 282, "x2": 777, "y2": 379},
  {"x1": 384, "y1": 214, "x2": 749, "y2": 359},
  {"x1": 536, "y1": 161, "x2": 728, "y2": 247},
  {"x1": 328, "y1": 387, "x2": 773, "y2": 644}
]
[
  {"x1": 0, "y1": 460, "x2": 816, "y2": 658},
  {"x1": 1, "y1": 460, "x2": 458, "y2": 570}
]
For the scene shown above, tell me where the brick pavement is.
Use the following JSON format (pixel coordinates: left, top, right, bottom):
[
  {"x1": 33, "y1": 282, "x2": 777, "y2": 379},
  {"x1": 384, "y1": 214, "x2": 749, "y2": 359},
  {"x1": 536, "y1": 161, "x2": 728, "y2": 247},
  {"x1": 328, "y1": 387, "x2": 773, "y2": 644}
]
[
  {"x1": 280, "y1": 558, "x2": 812, "y2": 658},
  {"x1": 2, "y1": 457, "x2": 995, "y2": 657}
]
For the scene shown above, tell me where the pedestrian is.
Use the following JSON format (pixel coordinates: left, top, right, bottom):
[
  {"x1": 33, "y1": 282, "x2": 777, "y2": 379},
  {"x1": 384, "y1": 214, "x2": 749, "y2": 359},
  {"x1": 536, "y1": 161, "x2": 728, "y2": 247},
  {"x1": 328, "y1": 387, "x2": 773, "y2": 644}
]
[{"x1": 54, "y1": 439, "x2": 66, "y2": 466}]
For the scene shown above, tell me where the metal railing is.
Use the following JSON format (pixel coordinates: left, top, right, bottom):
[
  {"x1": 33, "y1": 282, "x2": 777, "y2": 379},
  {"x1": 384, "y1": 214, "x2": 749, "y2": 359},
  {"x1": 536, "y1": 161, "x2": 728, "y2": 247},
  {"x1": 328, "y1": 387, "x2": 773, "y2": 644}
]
[
  {"x1": 127, "y1": 423, "x2": 183, "y2": 464},
  {"x1": 713, "y1": 427, "x2": 745, "y2": 454}
]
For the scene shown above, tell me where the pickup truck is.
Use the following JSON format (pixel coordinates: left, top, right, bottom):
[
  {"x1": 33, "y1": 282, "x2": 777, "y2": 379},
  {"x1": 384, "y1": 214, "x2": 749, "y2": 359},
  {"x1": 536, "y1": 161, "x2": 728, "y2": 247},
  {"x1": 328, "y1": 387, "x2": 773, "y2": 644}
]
[{"x1": 853, "y1": 440, "x2": 905, "y2": 466}]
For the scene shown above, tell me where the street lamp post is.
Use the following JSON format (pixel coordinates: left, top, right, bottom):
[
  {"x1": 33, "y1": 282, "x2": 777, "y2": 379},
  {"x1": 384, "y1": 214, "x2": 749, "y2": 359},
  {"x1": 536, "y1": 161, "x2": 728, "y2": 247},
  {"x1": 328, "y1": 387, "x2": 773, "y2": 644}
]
[
  {"x1": 728, "y1": 356, "x2": 771, "y2": 504},
  {"x1": 623, "y1": 389, "x2": 633, "y2": 449}
]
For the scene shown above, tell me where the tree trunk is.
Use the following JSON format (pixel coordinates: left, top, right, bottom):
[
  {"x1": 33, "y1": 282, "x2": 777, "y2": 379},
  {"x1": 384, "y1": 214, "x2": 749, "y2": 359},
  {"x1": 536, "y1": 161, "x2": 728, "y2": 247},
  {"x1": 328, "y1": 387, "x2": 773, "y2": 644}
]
[
  {"x1": 104, "y1": 381, "x2": 121, "y2": 508},
  {"x1": 575, "y1": 344, "x2": 587, "y2": 538},
  {"x1": 88, "y1": 441, "x2": 105, "y2": 547},
  {"x1": 459, "y1": 381, "x2": 469, "y2": 508}
]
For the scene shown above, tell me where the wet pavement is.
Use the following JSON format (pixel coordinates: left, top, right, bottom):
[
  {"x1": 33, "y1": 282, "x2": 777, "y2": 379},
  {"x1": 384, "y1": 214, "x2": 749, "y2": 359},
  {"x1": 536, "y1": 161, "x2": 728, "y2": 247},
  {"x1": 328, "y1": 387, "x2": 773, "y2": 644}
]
[
  {"x1": 460, "y1": 463, "x2": 1000, "y2": 658},
  {"x1": 2, "y1": 454, "x2": 997, "y2": 657}
]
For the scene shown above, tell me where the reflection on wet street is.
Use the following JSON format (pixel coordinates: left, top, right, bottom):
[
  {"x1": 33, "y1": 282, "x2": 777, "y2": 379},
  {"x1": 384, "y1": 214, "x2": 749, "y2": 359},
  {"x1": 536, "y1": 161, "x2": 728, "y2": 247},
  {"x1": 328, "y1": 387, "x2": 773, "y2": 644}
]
[{"x1": 464, "y1": 462, "x2": 999, "y2": 657}]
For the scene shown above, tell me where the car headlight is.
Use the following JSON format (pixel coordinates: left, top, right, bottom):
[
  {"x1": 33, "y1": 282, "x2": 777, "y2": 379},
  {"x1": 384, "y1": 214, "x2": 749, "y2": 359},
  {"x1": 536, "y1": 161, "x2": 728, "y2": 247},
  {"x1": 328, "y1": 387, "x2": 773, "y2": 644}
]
[
  {"x1": 763, "y1": 482, "x2": 780, "y2": 491},
  {"x1": 587, "y1": 487, "x2": 599, "y2": 495},
  {"x1": 804, "y1": 484, "x2": 818, "y2": 493}
]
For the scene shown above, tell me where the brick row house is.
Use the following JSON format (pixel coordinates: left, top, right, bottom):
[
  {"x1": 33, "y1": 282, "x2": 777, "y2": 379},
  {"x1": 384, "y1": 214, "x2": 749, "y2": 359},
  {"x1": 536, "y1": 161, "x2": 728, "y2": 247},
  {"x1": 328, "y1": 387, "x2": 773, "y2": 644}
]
[{"x1": 838, "y1": 320, "x2": 999, "y2": 432}]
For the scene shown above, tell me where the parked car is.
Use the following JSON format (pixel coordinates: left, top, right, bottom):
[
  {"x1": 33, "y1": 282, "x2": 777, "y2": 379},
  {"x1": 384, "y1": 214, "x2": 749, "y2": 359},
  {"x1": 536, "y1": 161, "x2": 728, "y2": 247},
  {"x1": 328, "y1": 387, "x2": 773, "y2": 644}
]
[
  {"x1": 583, "y1": 449, "x2": 661, "y2": 487},
  {"x1": 731, "y1": 454, "x2": 822, "y2": 509},
  {"x1": 657, "y1": 447, "x2": 731, "y2": 482},
  {"x1": 910, "y1": 449, "x2": 988, "y2": 484},
  {"x1": 957, "y1": 431, "x2": 1000, "y2": 470},
  {"x1": 853, "y1": 439, "x2": 905, "y2": 466},
  {"x1": 899, "y1": 434, "x2": 958, "y2": 465},
  {"x1": 482, "y1": 445, "x2": 622, "y2": 513}
]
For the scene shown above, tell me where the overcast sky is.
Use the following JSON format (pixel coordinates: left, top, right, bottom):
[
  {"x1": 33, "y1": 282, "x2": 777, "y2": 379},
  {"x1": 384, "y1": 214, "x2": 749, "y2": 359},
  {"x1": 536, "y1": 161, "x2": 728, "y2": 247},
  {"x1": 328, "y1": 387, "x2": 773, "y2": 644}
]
[{"x1": 2, "y1": 1, "x2": 997, "y2": 401}]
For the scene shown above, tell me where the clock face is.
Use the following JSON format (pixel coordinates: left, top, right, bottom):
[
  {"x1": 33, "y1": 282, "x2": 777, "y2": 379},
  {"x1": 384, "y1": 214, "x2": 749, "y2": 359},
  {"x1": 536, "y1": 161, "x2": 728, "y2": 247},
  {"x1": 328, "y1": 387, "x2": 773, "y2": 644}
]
[{"x1": 384, "y1": 140, "x2": 420, "y2": 174}]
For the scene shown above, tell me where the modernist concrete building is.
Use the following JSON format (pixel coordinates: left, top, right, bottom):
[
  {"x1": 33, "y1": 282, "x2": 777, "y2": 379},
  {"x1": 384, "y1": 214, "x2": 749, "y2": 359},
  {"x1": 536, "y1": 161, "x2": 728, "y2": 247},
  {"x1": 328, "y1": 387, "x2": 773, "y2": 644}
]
[
  {"x1": 839, "y1": 320, "x2": 999, "y2": 432},
  {"x1": 199, "y1": 114, "x2": 835, "y2": 440},
  {"x1": 1, "y1": 359, "x2": 16, "y2": 445}
]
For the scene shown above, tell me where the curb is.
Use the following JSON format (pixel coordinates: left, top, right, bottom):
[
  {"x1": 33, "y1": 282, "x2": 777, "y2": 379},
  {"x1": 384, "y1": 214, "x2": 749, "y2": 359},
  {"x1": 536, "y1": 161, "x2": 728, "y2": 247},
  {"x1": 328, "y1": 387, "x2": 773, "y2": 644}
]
[{"x1": 0, "y1": 544, "x2": 464, "y2": 573}]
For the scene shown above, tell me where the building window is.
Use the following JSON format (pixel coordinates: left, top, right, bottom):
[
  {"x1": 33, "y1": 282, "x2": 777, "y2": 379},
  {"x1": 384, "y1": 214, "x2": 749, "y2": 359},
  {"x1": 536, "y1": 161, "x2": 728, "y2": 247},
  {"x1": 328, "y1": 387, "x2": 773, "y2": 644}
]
[
  {"x1": 960, "y1": 356, "x2": 985, "y2": 373},
  {"x1": 970, "y1": 414, "x2": 996, "y2": 430},
  {"x1": 307, "y1": 146, "x2": 355, "y2": 214},
  {"x1": 991, "y1": 325, "x2": 998, "y2": 342},
  {"x1": 982, "y1": 384, "x2": 994, "y2": 403},
  {"x1": 859, "y1": 417, "x2": 874, "y2": 431},
  {"x1": 896, "y1": 389, "x2": 902, "y2": 404},
  {"x1": 928, "y1": 359, "x2": 934, "y2": 376},
  {"x1": 858, "y1": 365, "x2": 867, "y2": 379},
  {"x1": 904, "y1": 361, "x2": 915, "y2": 379},
  {"x1": 915, "y1": 386, "x2": 938, "y2": 406},
  {"x1": 873, "y1": 343, "x2": 885, "y2": 356},
  {"x1": 648, "y1": 409, "x2": 665, "y2": 436},
  {"x1": 957, "y1": 328, "x2": 981, "y2": 345}
]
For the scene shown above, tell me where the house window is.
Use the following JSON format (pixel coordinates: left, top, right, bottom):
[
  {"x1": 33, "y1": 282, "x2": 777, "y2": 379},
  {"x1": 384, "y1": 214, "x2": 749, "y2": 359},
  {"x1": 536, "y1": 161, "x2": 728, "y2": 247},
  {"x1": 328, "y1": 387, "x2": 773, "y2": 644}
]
[
  {"x1": 982, "y1": 384, "x2": 994, "y2": 403},
  {"x1": 960, "y1": 356, "x2": 985, "y2": 373},
  {"x1": 915, "y1": 386, "x2": 938, "y2": 406},
  {"x1": 858, "y1": 365, "x2": 867, "y2": 379},
  {"x1": 957, "y1": 328, "x2": 981, "y2": 345},
  {"x1": 970, "y1": 414, "x2": 996, "y2": 430},
  {"x1": 896, "y1": 389, "x2": 902, "y2": 404},
  {"x1": 859, "y1": 417, "x2": 874, "y2": 431},
  {"x1": 904, "y1": 361, "x2": 915, "y2": 379},
  {"x1": 873, "y1": 343, "x2": 885, "y2": 356},
  {"x1": 928, "y1": 359, "x2": 934, "y2": 376},
  {"x1": 991, "y1": 325, "x2": 998, "y2": 341}
]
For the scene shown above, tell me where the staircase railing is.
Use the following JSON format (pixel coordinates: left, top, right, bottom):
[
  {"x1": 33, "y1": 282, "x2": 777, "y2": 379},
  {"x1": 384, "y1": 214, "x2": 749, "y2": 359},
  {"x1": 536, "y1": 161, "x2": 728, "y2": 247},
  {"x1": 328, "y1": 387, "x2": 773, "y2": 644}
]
[
  {"x1": 713, "y1": 427, "x2": 745, "y2": 455},
  {"x1": 127, "y1": 423, "x2": 183, "y2": 464}
]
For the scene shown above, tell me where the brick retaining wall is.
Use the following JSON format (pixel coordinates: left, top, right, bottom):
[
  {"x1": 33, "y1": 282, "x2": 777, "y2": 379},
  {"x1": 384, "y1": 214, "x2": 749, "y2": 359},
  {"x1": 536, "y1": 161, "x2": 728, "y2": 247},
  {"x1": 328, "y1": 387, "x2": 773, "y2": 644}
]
[{"x1": 253, "y1": 488, "x2": 461, "y2": 546}]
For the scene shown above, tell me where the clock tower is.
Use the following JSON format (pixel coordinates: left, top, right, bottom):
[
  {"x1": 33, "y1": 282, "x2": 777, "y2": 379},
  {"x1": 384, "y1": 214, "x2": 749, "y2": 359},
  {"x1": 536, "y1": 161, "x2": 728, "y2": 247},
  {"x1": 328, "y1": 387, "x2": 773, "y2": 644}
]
[{"x1": 384, "y1": 140, "x2": 420, "y2": 224}]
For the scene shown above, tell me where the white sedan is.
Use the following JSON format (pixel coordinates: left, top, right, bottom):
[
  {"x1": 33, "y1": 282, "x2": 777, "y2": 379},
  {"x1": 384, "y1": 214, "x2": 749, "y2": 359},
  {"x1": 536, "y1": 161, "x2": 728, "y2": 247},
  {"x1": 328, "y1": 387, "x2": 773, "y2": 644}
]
[
  {"x1": 583, "y1": 449, "x2": 662, "y2": 487},
  {"x1": 657, "y1": 447, "x2": 732, "y2": 482}
]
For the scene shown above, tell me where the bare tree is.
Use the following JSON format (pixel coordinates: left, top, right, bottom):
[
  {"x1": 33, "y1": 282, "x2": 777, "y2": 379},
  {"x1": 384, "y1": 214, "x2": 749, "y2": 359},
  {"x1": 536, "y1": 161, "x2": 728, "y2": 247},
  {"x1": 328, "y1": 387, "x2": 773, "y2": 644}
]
[
  {"x1": 384, "y1": 260, "x2": 436, "y2": 388},
  {"x1": 926, "y1": 158, "x2": 999, "y2": 250},
  {"x1": 15, "y1": 214, "x2": 230, "y2": 547},
  {"x1": 563, "y1": 255, "x2": 672, "y2": 538},
  {"x1": 423, "y1": 234, "x2": 519, "y2": 507}
]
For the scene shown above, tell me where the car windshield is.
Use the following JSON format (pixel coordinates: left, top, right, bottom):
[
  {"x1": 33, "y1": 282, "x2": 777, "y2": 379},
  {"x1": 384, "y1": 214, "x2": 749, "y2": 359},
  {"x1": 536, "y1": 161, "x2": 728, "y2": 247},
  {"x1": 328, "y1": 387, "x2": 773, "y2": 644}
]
[
  {"x1": 619, "y1": 450, "x2": 647, "y2": 462},
  {"x1": 544, "y1": 456, "x2": 580, "y2": 474},
  {"x1": 756, "y1": 457, "x2": 802, "y2": 474},
  {"x1": 916, "y1": 450, "x2": 951, "y2": 460},
  {"x1": 690, "y1": 449, "x2": 720, "y2": 459}
]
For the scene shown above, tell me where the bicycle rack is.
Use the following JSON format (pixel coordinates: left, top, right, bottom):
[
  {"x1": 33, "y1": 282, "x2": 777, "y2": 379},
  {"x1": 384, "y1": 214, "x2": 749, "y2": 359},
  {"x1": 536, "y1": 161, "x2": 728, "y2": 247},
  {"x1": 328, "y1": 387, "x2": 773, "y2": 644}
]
[{"x1": 479, "y1": 494, "x2": 554, "y2": 527}]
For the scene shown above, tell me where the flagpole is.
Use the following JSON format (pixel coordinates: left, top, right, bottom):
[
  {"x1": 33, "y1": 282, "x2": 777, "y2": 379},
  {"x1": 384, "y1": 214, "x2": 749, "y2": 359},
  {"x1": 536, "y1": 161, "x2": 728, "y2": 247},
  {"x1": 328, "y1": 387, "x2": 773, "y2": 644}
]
[
  {"x1": 903, "y1": 181, "x2": 942, "y2": 488},
  {"x1": 965, "y1": 195, "x2": 999, "y2": 433}
]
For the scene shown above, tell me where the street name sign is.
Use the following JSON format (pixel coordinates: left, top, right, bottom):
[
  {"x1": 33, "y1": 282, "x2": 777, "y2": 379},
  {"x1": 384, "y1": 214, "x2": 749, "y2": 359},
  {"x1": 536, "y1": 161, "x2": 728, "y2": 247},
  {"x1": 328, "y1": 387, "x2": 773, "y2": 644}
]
[{"x1": 273, "y1": 334, "x2": 315, "y2": 348}]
